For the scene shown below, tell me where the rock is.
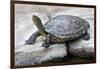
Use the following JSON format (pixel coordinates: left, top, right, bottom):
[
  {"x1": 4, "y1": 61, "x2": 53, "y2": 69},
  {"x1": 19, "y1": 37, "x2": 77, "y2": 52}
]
[
  {"x1": 15, "y1": 36, "x2": 67, "y2": 66},
  {"x1": 68, "y1": 38, "x2": 95, "y2": 58}
]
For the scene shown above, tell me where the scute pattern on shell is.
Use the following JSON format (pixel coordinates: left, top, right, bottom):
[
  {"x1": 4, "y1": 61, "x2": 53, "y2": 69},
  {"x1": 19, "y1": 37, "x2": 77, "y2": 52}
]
[{"x1": 44, "y1": 15, "x2": 90, "y2": 39}]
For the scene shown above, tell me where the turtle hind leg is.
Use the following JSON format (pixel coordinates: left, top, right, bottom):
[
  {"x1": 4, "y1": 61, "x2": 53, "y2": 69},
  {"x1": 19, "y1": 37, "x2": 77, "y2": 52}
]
[
  {"x1": 81, "y1": 32, "x2": 90, "y2": 40},
  {"x1": 26, "y1": 31, "x2": 40, "y2": 44}
]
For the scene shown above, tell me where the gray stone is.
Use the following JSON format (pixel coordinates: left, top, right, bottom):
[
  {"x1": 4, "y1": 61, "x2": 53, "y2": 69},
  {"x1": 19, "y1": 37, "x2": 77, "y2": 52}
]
[{"x1": 15, "y1": 36, "x2": 67, "y2": 66}]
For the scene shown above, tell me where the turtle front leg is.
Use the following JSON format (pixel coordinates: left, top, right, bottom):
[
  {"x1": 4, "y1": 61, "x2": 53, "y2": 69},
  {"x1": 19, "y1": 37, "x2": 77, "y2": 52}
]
[
  {"x1": 42, "y1": 34, "x2": 51, "y2": 48},
  {"x1": 26, "y1": 31, "x2": 40, "y2": 44}
]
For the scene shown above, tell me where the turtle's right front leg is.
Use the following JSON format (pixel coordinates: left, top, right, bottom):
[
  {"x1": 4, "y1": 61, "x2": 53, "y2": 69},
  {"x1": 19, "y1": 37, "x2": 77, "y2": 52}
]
[
  {"x1": 26, "y1": 31, "x2": 41, "y2": 44},
  {"x1": 42, "y1": 34, "x2": 51, "y2": 48}
]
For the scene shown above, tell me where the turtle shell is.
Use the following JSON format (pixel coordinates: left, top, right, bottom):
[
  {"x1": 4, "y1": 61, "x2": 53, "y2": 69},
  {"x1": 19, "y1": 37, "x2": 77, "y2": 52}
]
[{"x1": 44, "y1": 15, "x2": 90, "y2": 40}]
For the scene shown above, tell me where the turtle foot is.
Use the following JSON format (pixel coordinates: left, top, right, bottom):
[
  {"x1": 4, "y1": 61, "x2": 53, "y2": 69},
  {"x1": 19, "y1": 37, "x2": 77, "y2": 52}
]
[
  {"x1": 26, "y1": 40, "x2": 35, "y2": 44},
  {"x1": 42, "y1": 42, "x2": 50, "y2": 48}
]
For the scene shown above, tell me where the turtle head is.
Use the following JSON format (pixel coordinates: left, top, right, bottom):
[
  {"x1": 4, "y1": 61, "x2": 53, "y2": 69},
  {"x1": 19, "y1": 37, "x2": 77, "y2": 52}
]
[
  {"x1": 32, "y1": 15, "x2": 41, "y2": 25},
  {"x1": 32, "y1": 15, "x2": 47, "y2": 36}
]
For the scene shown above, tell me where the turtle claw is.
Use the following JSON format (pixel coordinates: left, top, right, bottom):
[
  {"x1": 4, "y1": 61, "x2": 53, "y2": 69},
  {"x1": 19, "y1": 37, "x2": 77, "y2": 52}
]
[
  {"x1": 42, "y1": 42, "x2": 50, "y2": 48},
  {"x1": 26, "y1": 40, "x2": 35, "y2": 44}
]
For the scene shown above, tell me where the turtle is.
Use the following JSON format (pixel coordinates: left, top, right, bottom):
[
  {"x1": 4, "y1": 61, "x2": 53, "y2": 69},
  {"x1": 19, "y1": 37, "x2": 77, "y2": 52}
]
[{"x1": 26, "y1": 15, "x2": 90, "y2": 48}]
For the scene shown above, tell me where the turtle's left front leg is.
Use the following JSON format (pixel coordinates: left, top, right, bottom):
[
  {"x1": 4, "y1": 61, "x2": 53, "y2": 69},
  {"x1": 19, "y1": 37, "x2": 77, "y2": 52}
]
[
  {"x1": 26, "y1": 31, "x2": 40, "y2": 44},
  {"x1": 42, "y1": 34, "x2": 51, "y2": 48}
]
